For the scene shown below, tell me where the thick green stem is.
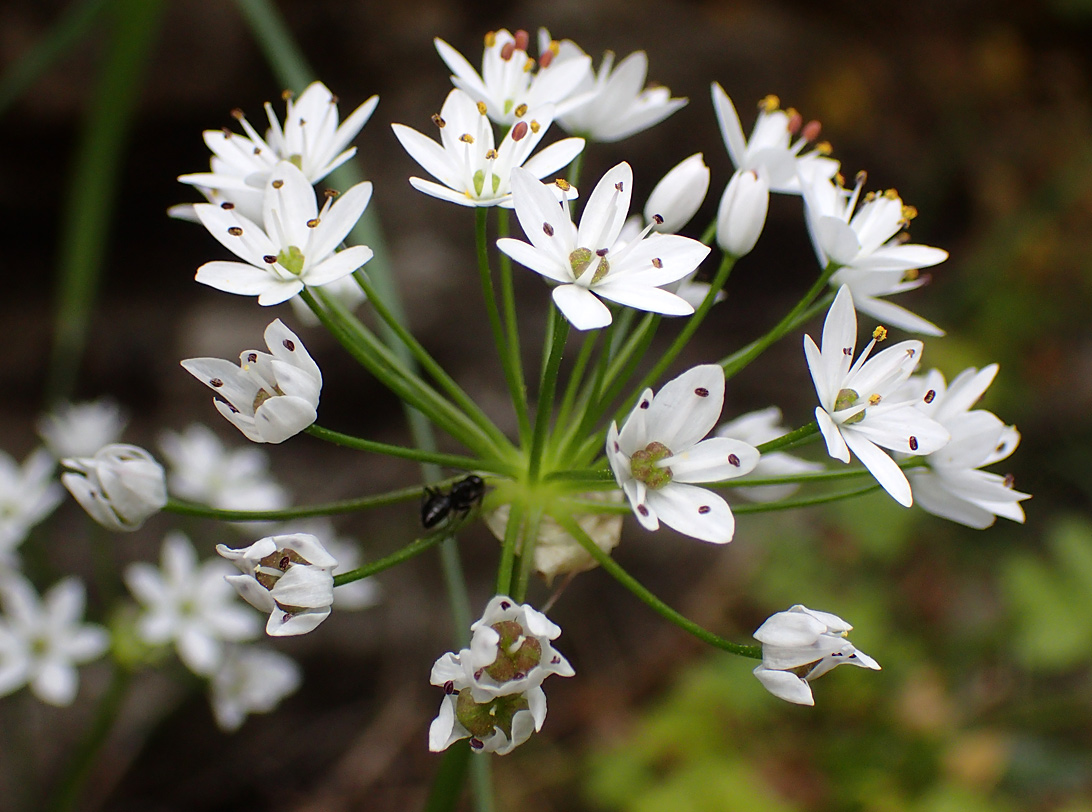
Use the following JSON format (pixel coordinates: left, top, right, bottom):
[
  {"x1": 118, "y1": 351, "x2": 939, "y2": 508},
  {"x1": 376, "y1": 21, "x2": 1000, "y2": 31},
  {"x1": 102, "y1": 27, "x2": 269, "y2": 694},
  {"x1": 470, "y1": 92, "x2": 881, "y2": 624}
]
[
  {"x1": 555, "y1": 514, "x2": 761, "y2": 659},
  {"x1": 528, "y1": 308, "x2": 569, "y2": 481}
]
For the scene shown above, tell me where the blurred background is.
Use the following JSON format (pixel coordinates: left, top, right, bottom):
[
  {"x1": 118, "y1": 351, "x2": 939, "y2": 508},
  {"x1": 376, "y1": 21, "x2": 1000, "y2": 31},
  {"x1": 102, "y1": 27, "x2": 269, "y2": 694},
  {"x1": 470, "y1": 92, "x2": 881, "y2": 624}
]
[{"x1": 2, "y1": 0, "x2": 1092, "y2": 809}]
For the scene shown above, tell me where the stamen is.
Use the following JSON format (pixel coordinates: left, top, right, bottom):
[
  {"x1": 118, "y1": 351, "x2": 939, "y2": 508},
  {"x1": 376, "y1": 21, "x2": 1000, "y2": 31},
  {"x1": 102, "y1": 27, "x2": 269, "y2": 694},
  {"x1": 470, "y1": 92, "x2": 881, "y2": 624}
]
[
  {"x1": 908, "y1": 436, "x2": 919, "y2": 451},
  {"x1": 210, "y1": 378, "x2": 223, "y2": 388},
  {"x1": 651, "y1": 258, "x2": 663, "y2": 268},
  {"x1": 511, "y1": 121, "x2": 528, "y2": 141},
  {"x1": 228, "y1": 227, "x2": 244, "y2": 236},
  {"x1": 432, "y1": 114, "x2": 446, "y2": 128},
  {"x1": 698, "y1": 505, "x2": 711, "y2": 514},
  {"x1": 694, "y1": 387, "x2": 709, "y2": 397},
  {"x1": 513, "y1": 29, "x2": 529, "y2": 51},
  {"x1": 459, "y1": 133, "x2": 475, "y2": 144},
  {"x1": 283, "y1": 339, "x2": 296, "y2": 351},
  {"x1": 263, "y1": 255, "x2": 277, "y2": 264},
  {"x1": 476, "y1": 101, "x2": 488, "y2": 116},
  {"x1": 514, "y1": 103, "x2": 528, "y2": 118},
  {"x1": 759, "y1": 94, "x2": 780, "y2": 112},
  {"x1": 872, "y1": 326, "x2": 887, "y2": 341},
  {"x1": 529, "y1": 119, "x2": 540, "y2": 133},
  {"x1": 924, "y1": 389, "x2": 936, "y2": 404},
  {"x1": 500, "y1": 42, "x2": 515, "y2": 60},
  {"x1": 271, "y1": 179, "x2": 284, "y2": 189},
  {"x1": 220, "y1": 202, "x2": 234, "y2": 210},
  {"x1": 542, "y1": 222, "x2": 554, "y2": 236},
  {"x1": 230, "y1": 108, "x2": 245, "y2": 120},
  {"x1": 801, "y1": 120, "x2": 822, "y2": 142},
  {"x1": 306, "y1": 218, "x2": 320, "y2": 228},
  {"x1": 728, "y1": 453, "x2": 740, "y2": 466}
]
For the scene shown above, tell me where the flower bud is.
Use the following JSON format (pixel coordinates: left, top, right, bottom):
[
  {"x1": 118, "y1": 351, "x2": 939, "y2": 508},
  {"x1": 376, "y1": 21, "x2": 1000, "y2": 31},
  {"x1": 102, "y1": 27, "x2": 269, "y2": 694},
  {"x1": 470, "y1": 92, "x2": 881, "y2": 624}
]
[
  {"x1": 716, "y1": 169, "x2": 769, "y2": 258},
  {"x1": 643, "y1": 152, "x2": 710, "y2": 233},
  {"x1": 61, "y1": 444, "x2": 167, "y2": 531}
]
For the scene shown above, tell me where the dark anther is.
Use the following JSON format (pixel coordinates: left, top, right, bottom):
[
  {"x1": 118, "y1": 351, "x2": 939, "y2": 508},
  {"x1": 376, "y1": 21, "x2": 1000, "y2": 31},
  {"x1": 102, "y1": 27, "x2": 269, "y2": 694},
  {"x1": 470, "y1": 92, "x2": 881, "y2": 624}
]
[
  {"x1": 842, "y1": 347, "x2": 853, "y2": 356},
  {"x1": 470, "y1": 738, "x2": 484, "y2": 750},
  {"x1": 306, "y1": 218, "x2": 320, "y2": 228},
  {"x1": 511, "y1": 121, "x2": 529, "y2": 141},
  {"x1": 728, "y1": 454, "x2": 740, "y2": 466},
  {"x1": 596, "y1": 248, "x2": 609, "y2": 257},
  {"x1": 210, "y1": 378, "x2": 224, "y2": 388},
  {"x1": 639, "y1": 400, "x2": 650, "y2": 409},
  {"x1": 909, "y1": 436, "x2": 919, "y2": 451},
  {"x1": 228, "y1": 227, "x2": 243, "y2": 236},
  {"x1": 263, "y1": 255, "x2": 277, "y2": 264},
  {"x1": 432, "y1": 114, "x2": 445, "y2": 128},
  {"x1": 652, "y1": 258, "x2": 663, "y2": 268},
  {"x1": 247, "y1": 353, "x2": 258, "y2": 363},
  {"x1": 279, "y1": 556, "x2": 291, "y2": 570},
  {"x1": 220, "y1": 202, "x2": 234, "y2": 210},
  {"x1": 695, "y1": 387, "x2": 709, "y2": 397},
  {"x1": 271, "y1": 179, "x2": 284, "y2": 189},
  {"x1": 637, "y1": 505, "x2": 649, "y2": 516},
  {"x1": 500, "y1": 600, "x2": 512, "y2": 610},
  {"x1": 698, "y1": 505, "x2": 711, "y2": 514},
  {"x1": 652, "y1": 214, "x2": 664, "y2": 224},
  {"x1": 543, "y1": 222, "x2": 555, "y2": 236},
  {"x1": 924, "y1": 389, "x2": 936, "y2": 404},
  {"x1": 444, "y1": 680, "x2": 455, "y2": 694},
  {"x1": 1003, "y1": 473, "x2": 1015, "y2": 488},
  {"x1": 615, "y1": 182, "x2": 624, "y2": 192},
  {"x1": 283, "y1": 339, "x2": 296, "y2": 351}
]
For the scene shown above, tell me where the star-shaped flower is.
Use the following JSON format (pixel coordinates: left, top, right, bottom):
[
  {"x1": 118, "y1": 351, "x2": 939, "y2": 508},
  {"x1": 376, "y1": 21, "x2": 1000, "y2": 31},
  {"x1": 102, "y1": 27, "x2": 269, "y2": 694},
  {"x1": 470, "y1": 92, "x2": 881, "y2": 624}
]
[
  {"x1": 209, "y1": 645, "x2": 302, "y2": 732},
  {"x1": 392, "y1": 88, "x2": 584, "y2": 208},
  {"x1": 805, "y1": 285, "x2": 949, "y2": 506},
  {"x1": 606, "y1": 365, "x2": 760, "y2": 543},
  {"x1": 498, "y1": 162, "x2": 710, "y2": 330},
  {"x1": 193, "y1": 161, "x2": 373, "y2": 305},
  {"x1": 37, "y1": 399, "x2": 128, "y2": 460},
  {"x1": 0, "y1": 448, "x2": 62, "y2": 565},
  {"x1": 181, "y1": 319, "x2": 322, "y2": 444}
]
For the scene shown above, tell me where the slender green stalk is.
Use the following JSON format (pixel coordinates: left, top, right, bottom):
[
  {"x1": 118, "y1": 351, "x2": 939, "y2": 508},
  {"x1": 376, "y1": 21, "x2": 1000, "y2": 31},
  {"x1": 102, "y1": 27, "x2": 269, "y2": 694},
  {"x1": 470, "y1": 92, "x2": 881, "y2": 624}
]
[
  {"x1": 334, "y1": 531, "x2": 452, "y2": 586},
  {"x1": 720, "y1": 270, "x2": 838, "y2": 380},
  {"x1": 165, "y1": 484, "x2": 425, "y2": 522},
  {"x1": 512, "y1": 507, "x2": 544, "y2": 603},
  {"x1": 0, "y1": 0, "x2": 108, "y2": 117},
  {"x1": 732, "y1": 481, "x2": 883, "y2": 514},
  {"x1": 495, "y1": 501, "x2": 525, "y2": 597},
  {"x1": 544, "y1": 468, "x2": 615, "y2": 483},
  {"x1": 475, "y1": 208, "x2": 532, "y2": 444},
  {"x1": 45, "y1": 664, "x2": 132, "y2": 812},
  {"x1": 713, "y1": 466, "x2": 877, "y2": 488},
  {"x1": 528, "y1": 308, "x2": 569, "y2": 481},
  {"x1": 699, "y1": 217, "x2": 717, "y2": 246},
  {"x1": 423, "y1": 742, "x2": 472, "y2": 812},
  {"x1": 553, "y1": 329, "x2": 600, "y2": 433},
  {"x1": 305, "y1": 425, "x2": 510, "y2": 474},
  {"x1": 233, "y1": 0, "x2": 311, "y2": 90},
  {"x1": 566, "y1": 150, "x2": 585, "y2": 188},
  {"x1": 46, "y1": 0, "x2": 165, "y2": 402},
  {"x1": 755, "y1": 422, "x2": 819, "y2": 454},
  {"x1": 495, "y1": 208, "x2": 531, "y2": 444},
  {"x1": 555, "y1": 513, "x2": 761, "y2": 658}
]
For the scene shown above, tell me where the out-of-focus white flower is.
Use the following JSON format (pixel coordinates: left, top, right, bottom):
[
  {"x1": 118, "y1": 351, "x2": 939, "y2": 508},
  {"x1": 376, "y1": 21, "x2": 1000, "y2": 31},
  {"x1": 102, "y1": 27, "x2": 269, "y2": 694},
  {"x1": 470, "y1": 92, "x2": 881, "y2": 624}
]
[
  {"x1": 181, "y1": 319, "x2": 322, "y2": 444},
  {"x1": 286, "y1": 519, "x2": 381, "y2": 610},
  {"x1": 177, "y1": 81, "x2": 378, "y2": 222},
  {"x1": 902, "y1": 366, "x2": 1030, "y2": 528},
  {"x1": 0, "y1": 574, "x2": 109, "y2": 706},
  {"x1": 209, "y1": 645, "x2": 302, "y2": 732},
  {"x1": 37, "y1": 399, "x2": 128, "y2": 460},
  {"x1": 435, "y1": 29, "x2": 592, "y2": 126},
  {"x1": 217, "y1": 533, "x2": 337, "y2": 637},
  {"x1": 643, "y1": 153, "x2": 710, "y2": 234},
  {"x1": 712, "y1": 84, "x2": 838, "y2": 194},
  {"x1": 803, "y1": 174, "x2": 948, "y2": 336},
  {"x1": 0, "y1": 448, "x2": 62, "y2": 564},
  {"x1": 548, "y1": 38, "x2": 687, "y2": 142},
  {"x1": 607, "y1": 365, "x2": 759, "y2": 543},
  {"x1": 288, "y1": 273, "x2": 367, "y2": 326},
  {"x1": 716, "y1": 169, "x2": 769, "y2": 258},
  {"x1": 124, "y1": 532, "x2": 260, "y2": 675},
  {"x1": 498, "y1": 162, "x2": 709, "y2": 330},
  {"x1": 428, "y1": 596, "x2": 572, "y2": 755},
  {"x1": 716, "y1": 407, "x2": 824, "y2": 502},
  {"x1": 193, "y1": 161, "x2": 373, "y2": 306},
  {"x1": 392, "y1": 89, "x2": 584, "y2": 208},
  {"x1": 158, "y1": 424, "x2": 288, "y2": 516},
  {"x1": 61, "y1": 444, "x2": 167, "y2": 531},
  {"x1": 752, "y1": 604, "x2": 880, "y2": 706},
  {"x1": 805, "y1": 286, "x2": 948, "y2": 506}
]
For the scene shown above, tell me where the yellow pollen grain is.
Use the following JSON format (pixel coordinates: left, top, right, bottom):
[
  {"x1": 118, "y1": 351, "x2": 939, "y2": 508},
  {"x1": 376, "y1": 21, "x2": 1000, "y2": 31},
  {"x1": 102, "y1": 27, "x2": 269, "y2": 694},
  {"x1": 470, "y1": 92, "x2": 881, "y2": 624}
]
[
  {"x1": 760, "y1": 94, "x2": 780, "y2": 112},
  {"x1": 786, "y1": 106, "x2": 799, "y2": 119},
  {"x1": 524, "y1": 57, "x2": 534, "y2": 72},
  {"x1": 485, "y1": 148, "x2": 498, "y2": 160},
  {"x1": 514, "y1": 103, "x2": 528, "y2": 118},
  {"x1": 902, "y1": 204, "x2": 918, "y2": 221},
  {"x1": 548, "y1": 40, "x2": 560, "y2": 55},
  {"x1": 432, "y1": 114, "x2": 446, "y2": 128},
  {"x1": 884, "y1": 188, "x2": 900, "y2": 200},
  {"x1": 816, "y1": 140, "x2": 833, "y2": 155},
  {"x1": 307, "y1": 218, "x2": 320, "y2": 228},
  {"x1": 872, "y1": 325, "x2": 888, "y2": 341},
  {"x1": 869, "y1": 394, "x2": 882, "y2": 405},
  {"x1": 904, "y1": 268, "x2": 920, "y2": 281},
  {"x1": 281, "y1": 89, "x2": 294, "y2": 101},
  {"x1": 485, "y1": 31, "x2": 496, "y2": 47},
  {"x1": 529, "y1": 119, "x2": 541, "y2": 133},
  {"x1": 555, "y1": 178, "x2": 571, "y2": 191},
  {"x1": 460, "y1": 133, "x2": 475, "y2": 143},
  {"x1": 477, "y1": 101, "x2": 488, "y2": 116}
]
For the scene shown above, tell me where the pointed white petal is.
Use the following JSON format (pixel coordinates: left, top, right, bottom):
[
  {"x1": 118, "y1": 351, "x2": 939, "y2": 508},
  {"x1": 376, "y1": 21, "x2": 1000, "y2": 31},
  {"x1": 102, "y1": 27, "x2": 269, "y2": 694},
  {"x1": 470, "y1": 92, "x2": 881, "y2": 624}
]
[
  {"x1": 646, "y1": 483, "x2": 735, "y2": 543},
  {"x1": 842, "y1": 430, "x2": 912, "y2": 506}
]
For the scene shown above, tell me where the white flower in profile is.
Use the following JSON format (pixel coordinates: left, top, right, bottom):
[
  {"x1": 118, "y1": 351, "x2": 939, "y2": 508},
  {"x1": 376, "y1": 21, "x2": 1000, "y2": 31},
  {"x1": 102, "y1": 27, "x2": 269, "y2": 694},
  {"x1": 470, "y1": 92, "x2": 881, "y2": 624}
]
[
  {"x1": 804, "y1": 173, "x2": 949, "y2": 336},
  {"x1": 498, "y1": 162, "x2": 710, "y2": 330},
  {"x1": 903, "y1": 365, "x2": 1030, "y2": 528},
  {"x1": 181, "y1": 319, "x2": 322, "y2": 444},
  {"x1": 158, "y1": 424, "x2": 288, "y2": 516},
  {"x1": 177, "y1": 82, "x2": 378, "y2": 222},
  {"x1": 805, "y1": 286, "x2": 949, "y2": 507},
  {"x1": 716, "y1": 407, "x2": 824, "y2": 502},
  {"x1": 0, "y1": 574, "x2": 109, "y2": 706},
  {"x1": 61, "y1": 444, "x2": 167, "y2": 531},
  {"x1": 193, "y1": 161, "x2": 373, "y2": 305},
  {"x1": 124, "y1": 532, "x2": 261, "y2": 676},
  {"x1": 716, "y1": 169, "x2": 770, "y2": 258},
  {"x1": 0, "y1": 448, "x2": 63, "y2": 564},
  {"x1": 643, "y1": 153, "x2": 710, "y2": 234},
  {"x1": 209, "y1": 645, "x2": 302, "y2": 732},
  {"x1": 37, "y1": 399, "x2": 128, "y2": 460},
  {"x1": 435, "y1": 29, "x2": 592, "y2": 126},
  {"x1": 752, "y1": 604, "x2": 880, "y2": 706},
  {"x1": 549, "y1": 40, "x2": 688, "y2": 142},
  {"x1": 712, "y1": 83, "x2": 839, "y2": 194},
  {"x1": 217, "y1": 533, "x2": 337, "y2": 637},
  {"x1": 606, "y1": 365, "x2": 760, "y2": 543},
  {"x1": 392, "y1": 89, "x2": 584, "y2": 208}
]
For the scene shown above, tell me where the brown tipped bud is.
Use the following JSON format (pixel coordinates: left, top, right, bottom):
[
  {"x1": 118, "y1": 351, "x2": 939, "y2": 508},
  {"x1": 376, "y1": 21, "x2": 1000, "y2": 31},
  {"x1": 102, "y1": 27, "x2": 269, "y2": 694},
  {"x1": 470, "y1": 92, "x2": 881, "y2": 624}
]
[{"x1": 514, "y1": 29, "x2": 529, "y2": 51}]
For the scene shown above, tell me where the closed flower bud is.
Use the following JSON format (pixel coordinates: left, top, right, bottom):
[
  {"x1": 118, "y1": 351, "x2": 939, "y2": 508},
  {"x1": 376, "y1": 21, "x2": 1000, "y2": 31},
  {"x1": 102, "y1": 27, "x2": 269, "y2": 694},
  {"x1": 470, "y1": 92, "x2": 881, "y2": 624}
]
[
  {"x1": 716, "y1": 169, "x2": 769, "y2": 258},
  {"x1": 643, "y1": 153, "x2": 710, "y2": 233},
  {"x1": 61, "y1": 444, "x2": 167, "y2": 532}
]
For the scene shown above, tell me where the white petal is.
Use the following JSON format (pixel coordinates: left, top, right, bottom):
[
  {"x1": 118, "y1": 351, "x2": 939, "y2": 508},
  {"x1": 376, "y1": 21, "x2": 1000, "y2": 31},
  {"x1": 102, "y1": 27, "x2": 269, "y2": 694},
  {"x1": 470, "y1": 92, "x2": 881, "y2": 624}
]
[
  {"x1": 645, "y1": 483, "x2": 735, "y2": 543},
  {"x1": 664, "y1": 437, "x2": 760, "y2": 483},
  {"x1": 644, "y1": 365, "x2": 725, "y2": 452},
  {"x1": 551, "y1": 285, "x2": 612, "y2": 331},
  {"x1": 842, "y1": 430, "x2": 912, "y2": 506}
]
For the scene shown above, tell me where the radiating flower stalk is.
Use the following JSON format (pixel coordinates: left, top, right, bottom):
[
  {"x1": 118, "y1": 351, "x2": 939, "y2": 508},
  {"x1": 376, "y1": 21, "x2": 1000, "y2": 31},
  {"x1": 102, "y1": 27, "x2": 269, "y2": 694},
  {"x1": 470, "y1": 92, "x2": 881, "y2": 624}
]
[{"x1": 2, "y1": 15, "x2": 1032, "y2": 812}]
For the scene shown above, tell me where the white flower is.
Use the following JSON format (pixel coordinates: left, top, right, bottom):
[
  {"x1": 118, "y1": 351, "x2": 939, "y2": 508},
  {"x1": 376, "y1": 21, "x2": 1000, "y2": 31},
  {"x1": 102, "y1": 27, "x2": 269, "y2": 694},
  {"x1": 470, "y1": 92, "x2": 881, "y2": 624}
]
[
  {"x1": 209, "y1": 645, "x2": 302, "y2": 732},
  {"x1": 752, "y1": 604, "x2": 880, "y2": 706},
  {"x1": 216, "y1": 533, "x2": 337, "y2": 637},
  {"x1": 606, "y1": 365, "x2": 760, "y2": 543},
  {"x1": 124, "y1": 532, "x2": 261, "y2": 676},
  {"x1": 177, "y1": 81, "x2": 378, "y2": 222},
  {"x1": 715, "y1": 407, "x2": 824, "y2": 502},
  {"x1": 285, "y1": 519, "x2": 381, "y2": 610},
  {"x1": 181, "y1": 319, "x2": 322, "y2": 444},
  {"x1": 61, "y1": 444, "x2": 167, "y2": 531},
  {"x1": 158, "y1": 424, "x2": 288, "y2": 515},
  {"x1": 550, "y1": 40, "x2": 687, "y2": 142},
  {"x1": 37, "y1": 399, "x2": 128, "y2": 459},
  {"x1": 903, "y1": 365, "x2": 1030, "y2": 528},
  {"x1": 712, "y1": 83, "x2": 839, "y2": 194},
  {"x1": 498, "y1": 162, "x2": 709, "y2": 330},
  {"x1": 805, "y1": 286, "x2": 949, "y2": 507},
  {"x1": 643, "y1": 153, "x2": 710, "y2": 234},
  {"x1": 435, "y1": 29, "x2": 592, "y2": 126},
  {"x1": 0, "y1": 448, "x2": 63, "y2": 564},
  {"x1": 428, "y1": 596, "x2": 571, "y2": 755},
  {"x1": 803, "y1": 174, "x2": 948, "y2": 336},
  {"x1": 193, "y1": 161, "x2": 373, "y2": 305},
  {"x1": 0, "y1": 575, "x2": 109, "y2": 706},
  {"x1": 716, "y1": 169, "x2": 770, "y2": 258},
  {"x1": 392, "y1": 89, "x2": 583, "y2": 208}
]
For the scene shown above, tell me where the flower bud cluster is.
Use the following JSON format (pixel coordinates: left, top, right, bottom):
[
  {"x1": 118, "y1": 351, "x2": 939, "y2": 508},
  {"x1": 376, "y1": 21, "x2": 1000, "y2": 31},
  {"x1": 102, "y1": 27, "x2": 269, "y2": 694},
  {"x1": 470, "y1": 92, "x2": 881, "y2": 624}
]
[{"x1": 429, "y1": 596, "x2": 573, "y2": 754}]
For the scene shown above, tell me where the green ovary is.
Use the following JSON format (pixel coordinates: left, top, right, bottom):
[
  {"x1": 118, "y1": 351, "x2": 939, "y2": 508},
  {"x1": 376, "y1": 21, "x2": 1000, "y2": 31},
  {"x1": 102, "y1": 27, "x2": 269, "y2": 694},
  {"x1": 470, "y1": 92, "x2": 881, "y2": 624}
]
[
  {"x1": 484, "y1": 620, "x2": 542, "y2": 682},
  {"x1": 631, "y1": 441, "x2": 673, "y2": 489},
  {"x1": 456, "y1": 690, "x2": 530, "y2": 740},
  {"x1": 276, "y1": 246, "x2": 306, "y2": 275},
  {"x1": 834, "y1": 388, "x2": 865, "y2": 424},
  {"x1": 472, "y1": 169, "x2": 501, "y2": 197}
]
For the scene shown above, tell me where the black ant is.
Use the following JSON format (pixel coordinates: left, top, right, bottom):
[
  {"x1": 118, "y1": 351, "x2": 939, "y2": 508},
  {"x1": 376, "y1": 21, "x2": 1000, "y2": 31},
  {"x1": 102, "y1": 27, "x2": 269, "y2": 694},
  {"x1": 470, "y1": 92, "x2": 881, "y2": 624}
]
[{"x1": 421, "y1": 475, "x2": 485, "y2": 529}]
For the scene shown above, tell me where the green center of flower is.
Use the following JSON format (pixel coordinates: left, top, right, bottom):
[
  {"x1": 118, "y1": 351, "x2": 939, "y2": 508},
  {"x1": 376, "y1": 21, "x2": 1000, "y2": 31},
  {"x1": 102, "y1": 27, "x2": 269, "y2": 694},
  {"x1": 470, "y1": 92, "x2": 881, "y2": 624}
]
[
  {"x1": 569, "y1": 248, "x2": 609, "y2": 283},
  {"x1": 288, "y1": 154, "x2": 303, "y2": 170},
  {"x1": 472, "y1": 169, "x2": 502, "y2": 198},
  {"x1": 484, "y1": 620, "x2": 542, "y2": 682},
  {"x1": 834, "y1": 388, "x2": 865, "y2": 424},
  {"x1": 455, "y1": 689, "x2": 530, "y2": 740},
  {"x1": 252, "y1": 386, "x2": 285, "y2": 413},
  {"x1": 276, "y1": 246, "x2": 306, "y2": 275},
  {"x1": 630, "y1": 441, "x2": 673, "y2": 489}
]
